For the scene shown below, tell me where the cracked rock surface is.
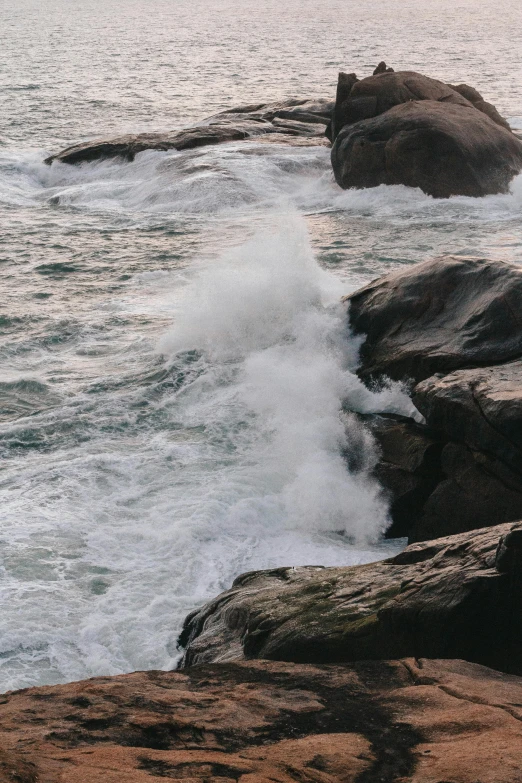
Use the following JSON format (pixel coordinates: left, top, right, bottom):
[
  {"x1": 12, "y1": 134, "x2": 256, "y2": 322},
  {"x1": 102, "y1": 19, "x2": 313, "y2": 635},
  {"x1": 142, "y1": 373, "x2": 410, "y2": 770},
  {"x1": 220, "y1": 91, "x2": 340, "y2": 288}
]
[
  {"x1": 0, "y1": 657, "x2": 521, "y2": 782},
  {"x1": 179, "y1": 522, "x2": 522, "y2": 674}
]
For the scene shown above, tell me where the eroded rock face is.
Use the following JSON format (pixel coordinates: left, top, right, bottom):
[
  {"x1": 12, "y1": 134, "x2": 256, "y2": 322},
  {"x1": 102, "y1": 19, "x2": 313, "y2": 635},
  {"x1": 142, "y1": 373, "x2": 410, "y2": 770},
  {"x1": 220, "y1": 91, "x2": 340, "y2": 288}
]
[
  {"x1": 331, "y1": 100, "x2": 522, "y2": 197},
  {"x1": 45, "y1": 98, "x2": 333, "y2": 165},
  {"x1": 179, "y1": 522, "x2": 522, "y2": 673},
  {"x1": 1, "y1": 657, "x2": 522, "y2": 783},
  {"x1": 347, "y1": 255, "x2": 522, "y2": 385}
]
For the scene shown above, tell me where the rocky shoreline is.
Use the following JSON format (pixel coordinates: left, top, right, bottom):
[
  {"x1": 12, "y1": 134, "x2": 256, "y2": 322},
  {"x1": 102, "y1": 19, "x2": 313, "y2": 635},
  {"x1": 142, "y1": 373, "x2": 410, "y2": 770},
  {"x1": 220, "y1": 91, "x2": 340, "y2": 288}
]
[{"x1": 5, "y1": 67, "x2": 522, "y2": 782}]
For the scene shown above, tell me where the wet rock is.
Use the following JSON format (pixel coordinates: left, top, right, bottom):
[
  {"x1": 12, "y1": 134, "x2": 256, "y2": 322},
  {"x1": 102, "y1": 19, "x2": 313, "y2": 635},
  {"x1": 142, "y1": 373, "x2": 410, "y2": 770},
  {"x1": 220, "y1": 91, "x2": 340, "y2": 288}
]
[
  {"x1": 413, "y1": 361, "x2": 522, "y2": 474},
  {"x1": 179, "y1": 521, "x2": 522, "y2": 674},
  {"x1": 331, "y1": 99, "x2": 522, "y2": 197},
  {"x1": 329, "y1": 68, "x2": 479, "y2": 143},
  {"x1": 45, "y1": 98, "x2": 334, "y2": 165},
  {"x1": 360, "y1": 414, "x2": 445, "y2": 538},
  {"x1": 1, "y1": 658, "x2": 522, "y2": 783},
  {"x1": 327, "y1": 66, "x2": 519, "y2": 196},
  {"x1": 346, "y1": 255, "x2": 522, "y2": 384},
  {"x1": 408, "y1": 442, "x2": 522, "y2": 542}
]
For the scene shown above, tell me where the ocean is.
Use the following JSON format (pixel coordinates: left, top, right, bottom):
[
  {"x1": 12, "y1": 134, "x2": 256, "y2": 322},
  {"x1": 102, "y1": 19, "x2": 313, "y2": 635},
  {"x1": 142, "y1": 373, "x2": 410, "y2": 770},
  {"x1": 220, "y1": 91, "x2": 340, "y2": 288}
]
[{"x1": 1, "y1": 0, "x2": 521, "y2": 691}]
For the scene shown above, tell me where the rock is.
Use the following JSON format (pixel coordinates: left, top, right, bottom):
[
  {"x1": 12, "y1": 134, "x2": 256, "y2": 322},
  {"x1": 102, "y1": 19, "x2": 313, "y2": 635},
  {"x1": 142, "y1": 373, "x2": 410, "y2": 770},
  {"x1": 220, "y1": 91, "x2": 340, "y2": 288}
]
[
  {"x1": 327, "y1": 67, "x2": 519, "y2": 196},
  {"x1": 329, "y1": 68, "x2": 511, "y2": 140},
  {"x1": 45, "y1": 98, "x2": 334, "y2": 165},
  {"x1": 331, "y1": 99, "x2": 522, "y2": 197},
  {"x1": 349, "y1": 70, "x2": 472, "y2": 115},
  {"x1": 359, "y1": 413, "x2": 522, "y2": 543},
  {"x1": 359, "y1": 414, "x2": 445, "y2": 538},
  {"x1": 0, "y1": 658, "x2": 522, "y2": 782},
  {"x1": 449, "y1": 82, "x2": 512, "y2": 128},
  {"x1": 329, "y1": 69, "x2": 475, "y2": 142},
  {"x1": 373, "y1": 61, "x2": 394, "y2": 75},
  {"x1": 408, "y1": 442, "x2": 522, "y2": 542},
  {"x1": 179, "y1": 521, "x2": 522, "y2": 674},
  {"x1": 413, "y1": 361, "x2": 522, "y2": 474},
  {"x1": 346, "y1": 255, "x2": 522, "y2": 384},
  {"x1": 327, "y1": 71, "x2": 359, "y2": 141}
]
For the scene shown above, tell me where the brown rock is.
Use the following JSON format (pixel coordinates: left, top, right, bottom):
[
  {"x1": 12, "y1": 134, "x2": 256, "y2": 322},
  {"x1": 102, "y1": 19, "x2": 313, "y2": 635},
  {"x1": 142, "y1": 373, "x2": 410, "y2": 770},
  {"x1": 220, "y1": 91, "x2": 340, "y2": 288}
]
[
  {"x1": 357, "y1": 414, "x2": 444, "y2": 538},
  {"x1": 179, "y1": 522, "x2": 522, "y2": 674},
  {"x1": 413, "y1": 361, "x2": 522, "y2": 474},
  {"x1": 408, "y1": 442, "x2": 522, "y2": 542},
  {"x1": 450, "y1": 82, "x2": 511, "y2": 128},
  {"x1": 329, "y1": 69, "x2": 475, "y2": 142},
  {"x1": 346, "y1": 255, "x2": 522, "y2": 384},
  {"x1": 373, "y1": 61, "x2": 394, "y2": 75},
  {"x1": 0, "y1": 658, "x2": 522, "y2": 782},
  {"x1": 349, "y1": 70, "x2": 472, "y2": 115},
  {"x1": 331, "y1": 100, "x2": 522, "y2": 197},
  {"x1": 45, "y1": 99, "x2": 334, "y2": 165}
]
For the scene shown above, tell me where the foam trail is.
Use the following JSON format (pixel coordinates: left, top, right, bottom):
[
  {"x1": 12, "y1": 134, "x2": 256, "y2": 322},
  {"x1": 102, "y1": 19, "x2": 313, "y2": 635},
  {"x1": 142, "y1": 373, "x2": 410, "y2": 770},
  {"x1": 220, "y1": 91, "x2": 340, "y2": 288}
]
[{"x1": 161, "y1": 213, "x2": 417, "y2": 544}]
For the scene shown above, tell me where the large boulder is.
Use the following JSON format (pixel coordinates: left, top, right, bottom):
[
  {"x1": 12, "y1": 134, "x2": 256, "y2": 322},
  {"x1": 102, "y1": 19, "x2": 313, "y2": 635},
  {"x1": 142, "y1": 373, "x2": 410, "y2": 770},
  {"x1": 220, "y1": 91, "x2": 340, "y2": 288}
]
[
  {"x1": 45, "y1": 98, "x2": 333, "y2": 165},
  {"x1": 0, "y1": 658, "x2": 522, "y2": 783},
  {"x1": 329, "y1": 69, "x2": 512, "y2": 142},
  {"x1": 179, "y1": 521, "x2": 522, "y2": 674},
  {"x1": 346, "y1": 255, "x2": 522, "y2": 385},
  {"x1": 344, "y1": 70, "x2": 472, "y2": 124},
  {"x1": 363, "y1": 412, "x2": 522, "y2": 543},
  {"x1": 331, "y1": 100, "x2": 522, "y2": 197}
]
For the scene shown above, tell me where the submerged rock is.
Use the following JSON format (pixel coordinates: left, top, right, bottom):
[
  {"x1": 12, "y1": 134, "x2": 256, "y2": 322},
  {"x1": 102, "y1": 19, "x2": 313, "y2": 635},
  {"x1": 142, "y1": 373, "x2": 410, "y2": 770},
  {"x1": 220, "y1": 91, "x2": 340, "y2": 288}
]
[
  {"x1": 0, "y1": 657, "x2": 521, "y2": 782},
  {"x1": 45, "y1": 98, "x2": 333, "y2": 165},
  {"x1": 347, "y1": 255, "x2": 522, "y2": 385},
  {"x1": 179, "y1": 521, "x2": 522, "y2": 674},
  {"x1": 329, "y1": 66, "x2": 522, "y2": 196}
]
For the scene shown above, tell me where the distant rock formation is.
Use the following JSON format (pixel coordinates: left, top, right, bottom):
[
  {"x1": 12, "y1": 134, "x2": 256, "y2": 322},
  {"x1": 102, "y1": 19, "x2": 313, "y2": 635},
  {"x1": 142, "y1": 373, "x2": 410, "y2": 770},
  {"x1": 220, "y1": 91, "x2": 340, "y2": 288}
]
[
  {"x1": 329, "y1": 66, "x2": 522, "y2": 197},
  {"x1": 45, "y1": 99, "x2": 333, "y2": 164}
]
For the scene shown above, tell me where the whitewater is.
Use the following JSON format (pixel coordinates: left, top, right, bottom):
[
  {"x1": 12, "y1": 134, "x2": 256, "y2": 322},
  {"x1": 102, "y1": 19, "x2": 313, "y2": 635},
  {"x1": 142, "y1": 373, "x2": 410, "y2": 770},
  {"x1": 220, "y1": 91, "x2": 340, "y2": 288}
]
[{"x1": 2, "y1": 0, "x2": 522, "y2": 690}]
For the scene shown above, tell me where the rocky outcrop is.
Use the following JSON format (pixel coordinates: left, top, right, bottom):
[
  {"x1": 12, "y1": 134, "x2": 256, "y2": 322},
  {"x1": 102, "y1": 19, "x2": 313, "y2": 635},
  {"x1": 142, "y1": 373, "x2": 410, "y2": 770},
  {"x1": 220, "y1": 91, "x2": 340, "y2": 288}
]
[
  {"x1": 331, "y1": 100, "x2": 522, "y2": 197},
  {"x1": 45, "y1": 99, "x2": 333, "y2": 164},
  {"x1": 359, "y1": 414, "x2": 445, "y2": 539},
  {"x1": 449, "y1": 82, "x2": 512, "y2": 129},
  {"x1": 329, "y1": 66, "x2": 522, "y2": 197},
  {"x1": 347, "y1": 255, "x2": 522, "y2": 385},
  {"x1": 179, "y1": 521, "x2": 522, "y2": 673},
  {"x1": 414, "y1": 362, "x2": 522, "y2": 474},
  {"x1": 345, "y1": 256, "x2": 522, "y2": 541},
  {"x1": 1, "y1": 657, "x2": 522, "y2": 782}
]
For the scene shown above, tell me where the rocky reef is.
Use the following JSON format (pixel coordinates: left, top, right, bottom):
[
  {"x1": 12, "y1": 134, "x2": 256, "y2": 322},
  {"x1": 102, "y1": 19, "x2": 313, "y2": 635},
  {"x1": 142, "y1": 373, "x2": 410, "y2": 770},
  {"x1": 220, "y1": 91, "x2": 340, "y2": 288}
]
[
  {"x1": 329, "y1": 64, "x2": 522, "y2": 197},
  {"x1": 44, "y1": 99, "x2": 333, "y2": 164},
  {"x1": 13, "y1": 67, "x2": 522, "y2": 783}
]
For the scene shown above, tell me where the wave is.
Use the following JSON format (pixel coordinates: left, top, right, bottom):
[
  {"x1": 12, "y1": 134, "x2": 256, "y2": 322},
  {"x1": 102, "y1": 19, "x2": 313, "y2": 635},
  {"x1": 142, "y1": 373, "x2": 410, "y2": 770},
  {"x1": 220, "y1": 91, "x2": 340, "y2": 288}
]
[
  {"x1": 2, "y1": 142, "x2": 522, "y2": 228},
  {"x1": 0, "y1": 214, "x2": 414, "y2": 689}
]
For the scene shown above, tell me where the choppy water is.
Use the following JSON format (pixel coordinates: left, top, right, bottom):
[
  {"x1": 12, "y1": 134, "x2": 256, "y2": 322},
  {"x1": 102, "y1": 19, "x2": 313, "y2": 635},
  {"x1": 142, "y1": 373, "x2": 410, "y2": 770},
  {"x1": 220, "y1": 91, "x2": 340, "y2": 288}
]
[{"x1": 1, "y1": 0, "x2": 522, "y2": 691}]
